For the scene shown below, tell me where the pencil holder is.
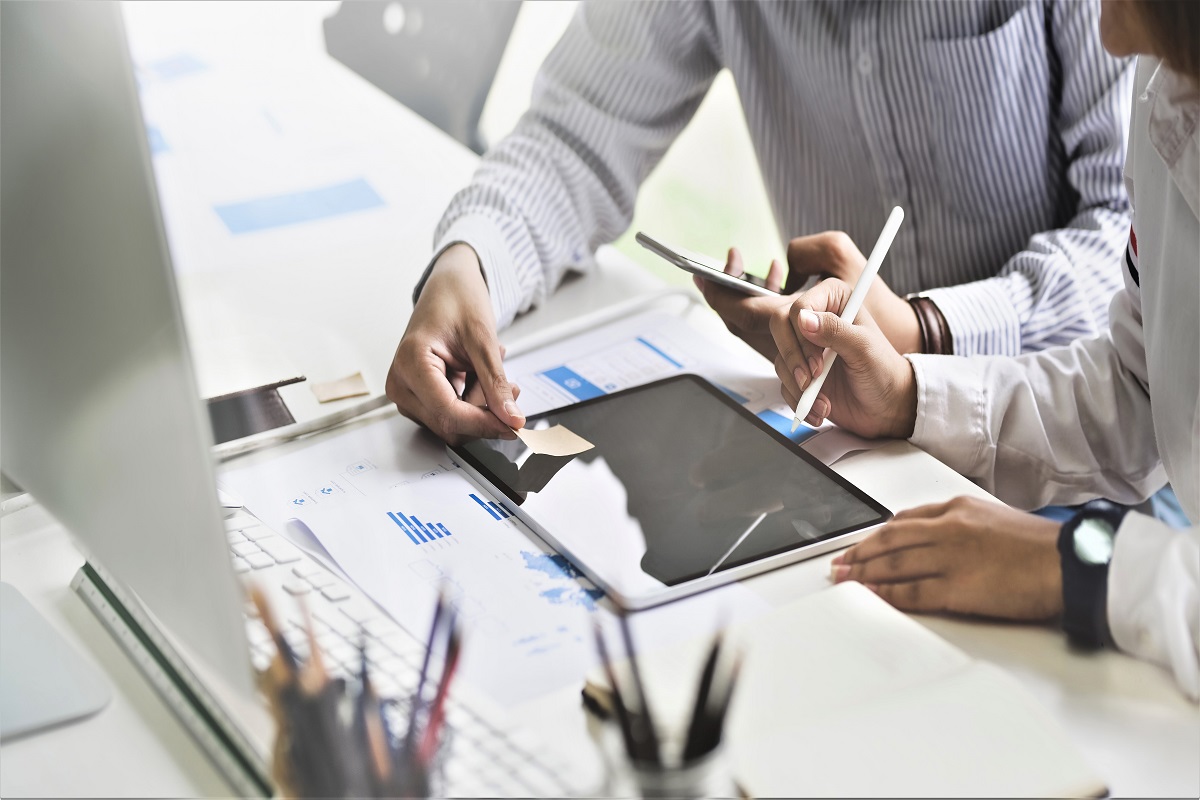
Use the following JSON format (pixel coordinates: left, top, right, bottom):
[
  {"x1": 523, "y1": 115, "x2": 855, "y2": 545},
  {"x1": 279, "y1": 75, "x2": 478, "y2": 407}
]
[{"x1": 629, "y1": 747, "x2": 734, "y2": 799}]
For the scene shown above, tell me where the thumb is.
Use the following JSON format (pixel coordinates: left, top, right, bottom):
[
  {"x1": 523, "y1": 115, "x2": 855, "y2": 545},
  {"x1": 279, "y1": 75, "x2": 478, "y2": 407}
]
[{"x1": 794, "y1": 306, "x2": 879, "y2": 367}]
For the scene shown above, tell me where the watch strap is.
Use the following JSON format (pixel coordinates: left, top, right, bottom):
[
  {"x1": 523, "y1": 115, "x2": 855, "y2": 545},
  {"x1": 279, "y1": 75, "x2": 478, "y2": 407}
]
[
  {"x1": 1058, "y1": 500, "x2": 1127, "y2": 649},
  {"x1": 906, "y1": 294, "x2": 953, "y2": 355}
]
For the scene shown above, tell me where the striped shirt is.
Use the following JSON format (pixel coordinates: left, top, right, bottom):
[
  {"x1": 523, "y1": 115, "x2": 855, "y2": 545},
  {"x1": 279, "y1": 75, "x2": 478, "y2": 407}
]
[{"x1": 421, "y1": 0, "x2": 1134, "y2": 356}]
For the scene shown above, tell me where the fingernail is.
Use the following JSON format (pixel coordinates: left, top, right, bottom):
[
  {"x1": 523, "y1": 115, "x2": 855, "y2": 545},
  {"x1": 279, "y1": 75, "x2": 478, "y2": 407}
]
[
  {"x1": 808, "y1": 356, "x2": 820, "y2": 377},
  {"x1": 799, "y1": 309, "x2": 819, "y2": 332},
  {"x1": 830, "y1": 564, "x2": 850, "y2": 582},
  {"x1": 831, "y1": 553, "x2": 844, "y2": 565},
  {"x1": 793, "y1": 367, "x2": 808, "y2": 389},
  {"x1": 814, "y1": 397, "x2": 830, "y2": 418},
  {"x1": 504, "y1": 401, "x2": 524, "y2": 422}
]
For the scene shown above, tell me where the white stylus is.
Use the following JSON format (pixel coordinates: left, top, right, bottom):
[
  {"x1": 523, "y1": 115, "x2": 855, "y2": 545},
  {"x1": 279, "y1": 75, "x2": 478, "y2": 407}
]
[{"x1": 791, "y1": 206, "x2": 905, "y2": 432}]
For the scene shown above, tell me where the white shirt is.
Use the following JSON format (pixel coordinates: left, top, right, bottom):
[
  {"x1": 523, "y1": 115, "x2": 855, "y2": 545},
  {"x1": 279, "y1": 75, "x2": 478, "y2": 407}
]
[
  {"x1": 908, "y1": 58, "x2": 1199, "y2": 700},
  {"x1": 417, "y1": 1, "x2": 1133, "y2": 357}
]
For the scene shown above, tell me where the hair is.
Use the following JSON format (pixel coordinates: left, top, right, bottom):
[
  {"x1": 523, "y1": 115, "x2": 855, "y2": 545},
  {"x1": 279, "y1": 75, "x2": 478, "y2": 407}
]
[{"x1": 1137, "y1": 1, "x2": 1200, "y2": 89}]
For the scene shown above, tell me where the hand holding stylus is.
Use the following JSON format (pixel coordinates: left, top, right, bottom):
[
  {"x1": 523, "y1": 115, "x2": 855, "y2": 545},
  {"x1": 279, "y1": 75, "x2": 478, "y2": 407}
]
[{"x1": 791, "y1": 207, "x2": 905, "y2": 430}]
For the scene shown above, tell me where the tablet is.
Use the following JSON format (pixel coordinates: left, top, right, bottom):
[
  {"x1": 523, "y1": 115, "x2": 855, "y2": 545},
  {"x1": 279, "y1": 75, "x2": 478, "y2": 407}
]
[{"x1": 448, "y1": 375, "x2": 891, "y2": 610}]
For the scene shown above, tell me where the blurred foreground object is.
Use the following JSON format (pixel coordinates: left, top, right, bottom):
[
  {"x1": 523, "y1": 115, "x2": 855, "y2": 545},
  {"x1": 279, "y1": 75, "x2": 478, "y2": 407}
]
[{"x1": 252, "y1": 587, "x2": 460, "y2": 798}]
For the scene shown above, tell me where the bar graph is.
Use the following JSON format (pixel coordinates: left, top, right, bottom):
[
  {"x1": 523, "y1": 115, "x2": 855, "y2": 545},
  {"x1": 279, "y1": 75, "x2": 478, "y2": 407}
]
[
  {"x1": 469, "y1": 493, "x2": 511, "y2": 521},
  {"x1": 387, "y1": 510, "x2": 453, "y2": 546}
]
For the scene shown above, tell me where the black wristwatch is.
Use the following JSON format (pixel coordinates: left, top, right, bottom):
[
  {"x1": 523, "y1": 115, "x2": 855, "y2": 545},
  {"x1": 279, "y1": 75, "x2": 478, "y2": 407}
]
[{"x1": 1058, "y1": 499, "x2": 1128, "y2": 649}]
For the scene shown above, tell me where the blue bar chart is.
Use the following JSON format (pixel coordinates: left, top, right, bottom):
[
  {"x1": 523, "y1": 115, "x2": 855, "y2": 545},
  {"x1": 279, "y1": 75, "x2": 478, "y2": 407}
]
[
  {"x1": 469, "y1": 493, "x2": 511, "y2": 521},
  {"x1": 387, "y1": 510, "x2": 452, "y2": 545}
]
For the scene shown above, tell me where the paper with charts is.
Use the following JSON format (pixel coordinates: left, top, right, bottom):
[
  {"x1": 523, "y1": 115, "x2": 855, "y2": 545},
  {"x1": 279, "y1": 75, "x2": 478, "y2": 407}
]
[{"x1": 273, "y1": 467, "x2": 765, "y2": 707}]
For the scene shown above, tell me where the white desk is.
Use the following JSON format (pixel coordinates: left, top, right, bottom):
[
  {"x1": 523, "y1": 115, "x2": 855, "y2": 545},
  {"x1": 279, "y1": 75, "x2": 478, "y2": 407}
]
[{"x1": 2, "y1": 8, "x2": 1196, "y2": 798}]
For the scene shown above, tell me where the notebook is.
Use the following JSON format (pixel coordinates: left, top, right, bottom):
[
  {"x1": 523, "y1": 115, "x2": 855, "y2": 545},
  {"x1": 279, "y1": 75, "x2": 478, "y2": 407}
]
[{"x1": 587, "y1": 582, "x2": 1105, "y2": 797}]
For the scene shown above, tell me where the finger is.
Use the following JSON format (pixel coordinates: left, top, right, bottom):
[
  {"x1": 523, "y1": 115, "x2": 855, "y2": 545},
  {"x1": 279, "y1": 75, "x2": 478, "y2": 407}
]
[
  {"x1": 462, "y1": 378, "x2": 485, "y2": 406},
  {"x1": 765, "y1": 258, "x2": 784, "y2": 293},
  {"x1": 832, "y1": 541, "x2": 942, "y2": 586},
  {"x1": 701, "y1": 280, "x2": 779, "y2": 338},
  {"x1": 461, "y1": 323, "x2": 525, "y2": 429},
  {"x1": 419, "y1": 397, "x2": 517, "y2": 443},
  {"x1": 403, "y1": 376, "x2": 516, "y2": 441},
  {"x1": 789, "y1": 279, "x2": 852, "y2": 368},
  {"x1": 399, "y1": 353, "x2": 514, "y2": 442},
  {"x1": 793, "y1": 305, "x2": 881, "y2": 370},
  {"x1": 867, "y1": 578, "x2": 948, "y2": 614},
  {"x1": 774, "y1": 354, "x2": 805, "y2": 402},
  {"x1": 466, "y1": 379, "x2": 520, "y2": 406},
  {"x1": 834, "y1": 519, "x2": 937, "y2": 565},
  {"x1": 781, "y1": 383, "x2": 798, "y2": 409},
  {"x1": 803, "y1": 394, "x2": 829, "y2": 427},
  {"x1": 786, "y1": 231, "x2": 865, "y2": 286},
  {"x1": 893, "y1": 502, "x2": 953, "y2": 522},
  {"x1": 770, "y1": 299, "x2": 814, "y2": 392},
  {"x1": 724, "y1": 247, "x2": 745, "y2": 277}
]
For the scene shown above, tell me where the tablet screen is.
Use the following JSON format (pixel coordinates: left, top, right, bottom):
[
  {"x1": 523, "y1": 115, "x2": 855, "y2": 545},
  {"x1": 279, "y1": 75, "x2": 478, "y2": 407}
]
[{"x1": 451, "y1": 375, "x2": 889, "y2": 601}]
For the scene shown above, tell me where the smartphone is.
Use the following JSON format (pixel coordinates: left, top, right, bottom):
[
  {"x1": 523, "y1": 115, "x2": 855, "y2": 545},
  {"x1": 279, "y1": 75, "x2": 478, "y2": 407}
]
[{"x1": 636, "y1": 231, "x2": 780, "y2": 297}]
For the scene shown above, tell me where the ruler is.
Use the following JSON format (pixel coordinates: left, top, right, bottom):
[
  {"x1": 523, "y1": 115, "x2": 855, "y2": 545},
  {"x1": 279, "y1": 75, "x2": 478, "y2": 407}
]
[{"x1": 72, "y1": 562, "x2": 272, "y2": 798}]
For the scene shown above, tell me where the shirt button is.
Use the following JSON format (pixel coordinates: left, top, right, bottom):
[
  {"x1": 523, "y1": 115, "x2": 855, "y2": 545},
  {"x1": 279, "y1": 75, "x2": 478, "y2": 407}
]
[{"x1": 857, "y1": 53, "x2": 873, "y2": 74}]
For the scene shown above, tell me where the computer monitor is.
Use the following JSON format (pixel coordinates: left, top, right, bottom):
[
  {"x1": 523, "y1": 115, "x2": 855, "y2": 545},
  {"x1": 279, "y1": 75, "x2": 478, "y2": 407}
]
[{"x1": 0, "y1": 0, "x2": 253, "y2": 699}]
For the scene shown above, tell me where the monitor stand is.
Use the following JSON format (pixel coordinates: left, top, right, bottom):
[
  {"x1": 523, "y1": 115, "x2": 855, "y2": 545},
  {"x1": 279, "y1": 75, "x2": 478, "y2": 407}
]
[{"x1": 0, "y1": 582, "x2": 110, "y2": 740}]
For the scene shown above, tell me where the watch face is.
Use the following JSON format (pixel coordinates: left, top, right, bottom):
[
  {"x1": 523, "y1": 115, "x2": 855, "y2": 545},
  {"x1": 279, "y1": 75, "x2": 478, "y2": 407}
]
[{"x1": 1073, "y1": 517, "x2": 1116, "y2": 566}]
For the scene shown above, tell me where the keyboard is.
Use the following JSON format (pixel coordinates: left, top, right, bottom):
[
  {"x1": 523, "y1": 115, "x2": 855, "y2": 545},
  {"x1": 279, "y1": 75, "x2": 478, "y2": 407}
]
[{"x1": 225, "y1": 511, "x2": 582, "y2": 797}]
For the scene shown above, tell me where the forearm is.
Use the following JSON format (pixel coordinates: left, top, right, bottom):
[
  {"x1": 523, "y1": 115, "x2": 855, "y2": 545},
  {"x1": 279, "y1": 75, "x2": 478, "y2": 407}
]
[
  {"x1": 907, "y1": 332, "x2": 1164, "y2": 510},
  {"x1": 925, "y1": 195, "x2": 1130, "y2": 357},
  {"x1": 415, "y1": 1, "x2": 719, "y2": 329}
]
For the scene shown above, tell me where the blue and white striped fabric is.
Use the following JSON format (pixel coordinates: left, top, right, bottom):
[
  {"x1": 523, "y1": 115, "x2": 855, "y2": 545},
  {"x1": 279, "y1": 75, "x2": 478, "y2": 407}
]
[{"x1": 420, "y1": 0, "x2": 1133, "y2": 357}]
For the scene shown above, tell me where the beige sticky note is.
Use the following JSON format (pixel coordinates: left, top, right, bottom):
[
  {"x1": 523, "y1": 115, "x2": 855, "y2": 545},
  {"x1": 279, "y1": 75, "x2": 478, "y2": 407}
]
[
  {"x1": 514, "y1": 424, "x2": 594, "y2": 457},
  {"x1": 311, "y1": 371, "x2": 369, "y2": 403}
]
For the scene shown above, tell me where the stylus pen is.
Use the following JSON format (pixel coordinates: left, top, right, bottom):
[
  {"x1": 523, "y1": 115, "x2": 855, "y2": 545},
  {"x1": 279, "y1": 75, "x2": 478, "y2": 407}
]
[{"x1": 791, "y1": 206, "x2": 905, "y2": 431}]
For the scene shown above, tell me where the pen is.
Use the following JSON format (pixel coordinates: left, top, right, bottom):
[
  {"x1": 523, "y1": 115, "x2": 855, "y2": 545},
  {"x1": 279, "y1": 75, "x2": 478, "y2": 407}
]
[
  {"x1": 791, "y1": 206, "x2": 905, "y2": 431},
  {"x1": 592, "y1": 624, "x2": 638, "y2": 761},
  {"x1": 682, "y1": 633, "x2": 724, "y2": 761},
  {"x1": 617, "y1": 613, "x2": 661, "y2": 765},
  {"x1": 405, "y1": 589, "x2": 447, "y2": 750}
]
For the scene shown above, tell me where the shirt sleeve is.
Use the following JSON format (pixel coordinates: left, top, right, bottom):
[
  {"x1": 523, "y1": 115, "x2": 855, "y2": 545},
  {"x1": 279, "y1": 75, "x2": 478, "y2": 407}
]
[
  {"x1": 924, "y1": 1, "x2": 1135, "y2": 356},
  {"x1": 1108, "y1": 513, "x2": 1200, "y2": 701},
  {"x1": 907, "y1": 261, "x2": 1165, "y2": 510},
  {"x1": 412, "y1": 2, "x2": 721, "y2": 328}
]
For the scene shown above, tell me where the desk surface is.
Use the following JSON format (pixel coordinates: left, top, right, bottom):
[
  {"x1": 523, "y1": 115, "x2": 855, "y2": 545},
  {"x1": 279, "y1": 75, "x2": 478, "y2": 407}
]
[{"x1": 2, "y1": 6, "x2": 1197, "y2": 798}]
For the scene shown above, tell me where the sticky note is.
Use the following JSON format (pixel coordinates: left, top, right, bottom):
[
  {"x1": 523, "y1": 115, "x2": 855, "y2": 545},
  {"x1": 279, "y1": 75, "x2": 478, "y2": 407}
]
[
  {"x1": 311, "y1": 372, "x2": 369, "y2": 403},
  {"x1": 514, "y1": 424, "x2": 594, "y2": 457}
]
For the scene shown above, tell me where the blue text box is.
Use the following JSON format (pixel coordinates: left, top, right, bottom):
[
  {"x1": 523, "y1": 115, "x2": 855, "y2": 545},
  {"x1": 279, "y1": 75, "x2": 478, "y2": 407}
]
[{"x1": 214, "y1": 178, "x2": 385, "y2": 235}]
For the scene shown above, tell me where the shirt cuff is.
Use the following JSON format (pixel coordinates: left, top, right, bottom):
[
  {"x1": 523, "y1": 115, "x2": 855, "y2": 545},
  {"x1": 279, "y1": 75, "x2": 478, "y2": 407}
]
[
  {"x1": 413, "y1": 216, "x2": 526, "y2": 329},
  {"x1": 924, "y1": 275, "x2": 1030, "y2": 357},
  {"x1": 1107, "y1": 513, "x2": 1200, "y2": 700},
  {"x1": 906, "y1": 353, "x2": 989, "y2": 478}
]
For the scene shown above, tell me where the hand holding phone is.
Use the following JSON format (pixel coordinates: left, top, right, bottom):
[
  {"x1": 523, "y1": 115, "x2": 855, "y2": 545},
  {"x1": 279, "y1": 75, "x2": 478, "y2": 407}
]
[{"x1": 636, "y1": 232, "x2": 780, "y2": 297}]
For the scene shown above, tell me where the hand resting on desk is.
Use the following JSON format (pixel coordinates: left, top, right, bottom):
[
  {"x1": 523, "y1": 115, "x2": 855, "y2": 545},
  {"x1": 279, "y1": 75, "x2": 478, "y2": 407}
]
[
  {"x1": 386, "y1": 244, "x2": 526, "y2": 444},
  {"x1": 830, "y1": 498, "x2": 1064, "y2": 621}
]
